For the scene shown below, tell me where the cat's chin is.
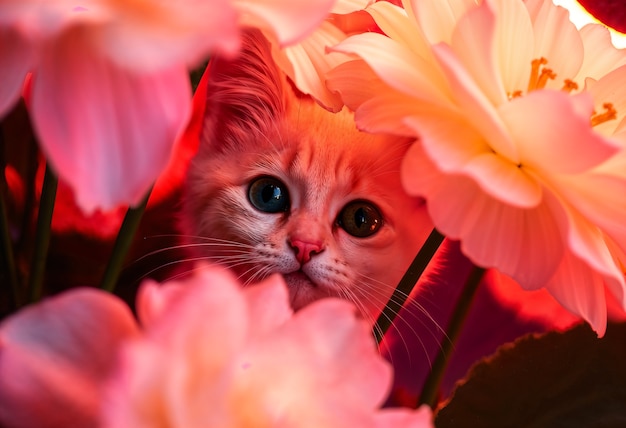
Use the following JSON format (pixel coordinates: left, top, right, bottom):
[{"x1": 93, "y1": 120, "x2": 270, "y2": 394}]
[{"x1": 283, "y1": 271, "x2": 331, "y2": 311}]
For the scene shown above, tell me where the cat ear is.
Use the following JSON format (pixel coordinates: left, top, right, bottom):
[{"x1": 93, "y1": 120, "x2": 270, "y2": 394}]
[{"x1": 200, "y1": 29, "x2": 287, "y2": 152}]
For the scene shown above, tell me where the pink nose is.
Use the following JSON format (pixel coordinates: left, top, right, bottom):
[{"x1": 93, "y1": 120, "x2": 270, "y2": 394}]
[{"x1": 289, "y1": 239, "x2": 323, "y2": 264}]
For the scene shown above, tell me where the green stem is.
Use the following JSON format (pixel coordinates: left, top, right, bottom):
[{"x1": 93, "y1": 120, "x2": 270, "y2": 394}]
[
  {"x1": 99, "y1": 189, "x2": 151, "y2": 293},
  {"x1": 418, "y1": 265, "x2": 486, "y2": 408},
  {"x1": 0, "y1": 130, "x2": 21, "y2": 309},
  {"x1": 374, "y1": 228, "x2": 445, "y2": 344},
  {"x1": 28, "y1": 164, "x2": 58, "y2": 302}
]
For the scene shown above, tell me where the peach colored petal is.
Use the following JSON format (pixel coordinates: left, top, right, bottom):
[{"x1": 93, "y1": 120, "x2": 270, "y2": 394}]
[
  {"x1": 409, "y1": 0, "x2": 476, "y2": 45},
  {"x1": 32, "y1": 33, "x2": 191, "y2": 212},
  {"x1": 449, "y1": 0, "x2": 507, "y2": 106},
  {"x1": 0, "y1": 288, "x2": 139, "y2": 428},
  {"x1": 272, "y1": 20, "x2": 349, "y2": 112},
  {"x1": 525, "y1": 0, "x2": 584, "y2": 89},
  {"x1": 491, "y1": 0, "x2": 535, "y2": 96},
  {"x1": 499, "y1": 91, "x2": 620, "y2": 174},
  {"x1": 331, "y1": 0, "x2": 373, "y2": 15},
  {"x1": 584, "y1": 64, "x2": 626, "y2": 136},
  {"x1": 432, "y1": 43, "x2": 518, "y2": 163},
  {"x1": 325, "y1": 60, "x2": 387, "y2": 111},
  {"x1": 332, "y1": 32, "x2": 450, "y2": 105},
  {"x1": 577, "y1": 24, "x2": 626, "y2": 81},
  {"x1": 236, "y1": 0, "x2": 337, "y2": 46},
  {"x1": 366, "y1": 0, "x2": 432, "y2": 62}
]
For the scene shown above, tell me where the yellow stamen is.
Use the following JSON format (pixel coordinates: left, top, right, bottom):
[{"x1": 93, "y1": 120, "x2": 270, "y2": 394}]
[
  {"x1": 590, "y1": 103, "x2": 617, "y2": 127},
  {"x1": 507, "y1": 90, "x2": 523, "y2": 100},
  {"x1": 561, "y1": 79, "x2": 578, "y2": 93}
]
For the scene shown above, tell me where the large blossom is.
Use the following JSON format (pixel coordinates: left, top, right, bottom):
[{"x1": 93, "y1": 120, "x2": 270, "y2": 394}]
[
  {"x1": 328, "y1": 0, "x2": 626, "y2": 335},
  {"x1": 0, "y1": 0, "x2": 336, "y2": 212},
  {"x1": 0, "y1": 265, "x2": 432, "y2": 428}
]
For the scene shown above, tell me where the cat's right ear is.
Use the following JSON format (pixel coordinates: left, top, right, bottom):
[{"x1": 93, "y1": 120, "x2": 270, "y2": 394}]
[{"x1": 199, "y1": 29, "x2": 287, "y2": 152}]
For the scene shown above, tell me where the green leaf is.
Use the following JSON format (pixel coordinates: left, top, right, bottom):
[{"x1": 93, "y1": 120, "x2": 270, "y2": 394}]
[{"x1": 435, "y1": 322, "x2": 626, "y2": 428}]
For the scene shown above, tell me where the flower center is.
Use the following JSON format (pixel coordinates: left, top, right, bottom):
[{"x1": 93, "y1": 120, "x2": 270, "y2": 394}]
[{"x1": 507, "y1": 57, "x2": 618, "y2": 127}]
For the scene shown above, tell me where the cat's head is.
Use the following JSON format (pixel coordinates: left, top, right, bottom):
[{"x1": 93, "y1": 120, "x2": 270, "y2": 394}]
[{"x1": 182, "y1": 30, "x2": 433, "y2": 323}]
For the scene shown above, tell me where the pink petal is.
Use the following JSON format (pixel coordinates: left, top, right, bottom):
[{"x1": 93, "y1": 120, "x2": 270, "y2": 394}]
[
  {"x1": 404, "y1": 145, "x2": 564, "y2": 288},
  {"x1": 432, "y1": 43, "x2": 519, "y2": 163},
  {"x1": 100, "y1": 0, "x2": 240, "y2": 70},
  {"x1": 556, "y1": 173, "x2": 626, "y2": 253},
  {"x1": 461, "y1": 152, "x2": 543, "y2": 208},
  {"x1": 0, "y1": 288, "x2": 139, "y2": 428},
  {"x1": 0, "y1": 28, "x2": 35, "y2": 116},
  {"x1": 32, "y1": 33, "x2": 191, "y2": 212},
  {"x1": 233, "y1": 299, "x2": 392, "y2": 425},
  {"x1": 404, "y1": 115, "x2": 542, "y2": 208},
  {"x1": 242, "y1": 274, "x2": 293, "y2": 340},
  {"x1": 499, "y1": 90, "x2": 620, "y2": 174},
  {"x1": 546, "y1": 250, "x2": 608, "y2": 336},
  {"x1": 238, "y1": 0, "x2": 337, "y2": 46}
]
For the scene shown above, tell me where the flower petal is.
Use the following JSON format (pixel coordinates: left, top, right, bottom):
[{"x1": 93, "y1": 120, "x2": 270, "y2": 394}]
[
  {"x1": 546, "y1": 250, "x2": 608, "y2": 336},
  {"x1": 449, "y1": 0, "x2": 508, "y2": 106},
  {"x1": 237, "y1": 0, "x2": 337, "y2": 46},
  {"x1": 232, "y1": 299, "x2": 392, "y2": 426},
  {"x1": 243, "y1": 274, "x2": 293, "y2": 340},
  {"x1": 525, "y1": 0, "x2": 584, "y2": 89},
  {"x1": 404, "y1": 145, "x2": 564, "y2": 288},
  {"x1": 432, "y1": 43, "x2": 519, "y2": 162},
  {"x1": 577, "y1": 24, "x2": 626, "y2": 81},
  {"x1": 499, "y1": 90, "x2": 620, "y2": 174},
  {"x1": 0, "y1": 28, "x2": 34, "y2": 116},
  {"x1": 0, "y1": 288, "x2": 138, "y2": 428},
  {"x1": 32, "y1": 33, "x2": 191, "y2": 212},
  {"x1": 332, "y1": 32, "x2": 450, "y2": 106},
  {"x1": 272, "y1": 20, "x2": 348, "y2": 112}
]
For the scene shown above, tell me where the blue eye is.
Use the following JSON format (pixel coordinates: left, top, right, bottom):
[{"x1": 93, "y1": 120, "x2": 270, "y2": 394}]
[
  {"x1": 248, "y1": 176, "x2": 289, "y2": 213},
  {"x1": 337, "y1": 200, "x2": 383, "y2": 237}
]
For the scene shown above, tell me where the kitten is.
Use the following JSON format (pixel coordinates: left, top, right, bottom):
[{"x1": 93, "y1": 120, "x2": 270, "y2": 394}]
[{"x1": 181, "y1": 30, "x2": 433, "y2": 323}]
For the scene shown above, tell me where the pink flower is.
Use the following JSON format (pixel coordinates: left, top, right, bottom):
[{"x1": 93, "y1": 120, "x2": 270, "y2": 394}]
[
  {"x1": 0, "y1": 289, "x2": 140, "y2": 427},
  {"x1": 0, "y1": 265, "x2": 433, "y2": 427},
  {"x1": 0, "y1": 0, "x2": 336, "y2": 212},
  {"x1": 328, "y1": 0, "x2": 626, "y2": 335}
]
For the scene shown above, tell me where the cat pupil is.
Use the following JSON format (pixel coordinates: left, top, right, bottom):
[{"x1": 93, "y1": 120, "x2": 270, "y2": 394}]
[
  {"x1": 248, "y1": 176, "x2": 289, "y2": 213},
  {"x1": 338, "y1": 201, "x2": 382, "y2": 238}
]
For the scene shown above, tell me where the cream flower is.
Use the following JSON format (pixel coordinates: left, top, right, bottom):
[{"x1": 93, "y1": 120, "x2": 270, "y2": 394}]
[{"x1": 328, "y1": 0, "x2": 626, "y2": 335}]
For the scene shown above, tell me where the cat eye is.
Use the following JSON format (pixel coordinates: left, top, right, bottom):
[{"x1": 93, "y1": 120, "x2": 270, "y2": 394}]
[
  {"x1": 247, "y1": 176, "x2": 290, "y2": 213},
  {"x1": 337, "y1": 200, "x2": 383, "y2": 238}
]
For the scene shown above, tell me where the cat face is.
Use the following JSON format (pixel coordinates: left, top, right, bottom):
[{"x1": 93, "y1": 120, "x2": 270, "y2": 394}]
[{"x1": 182, "y1": 30, "x2": 433, "y2": 322}]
